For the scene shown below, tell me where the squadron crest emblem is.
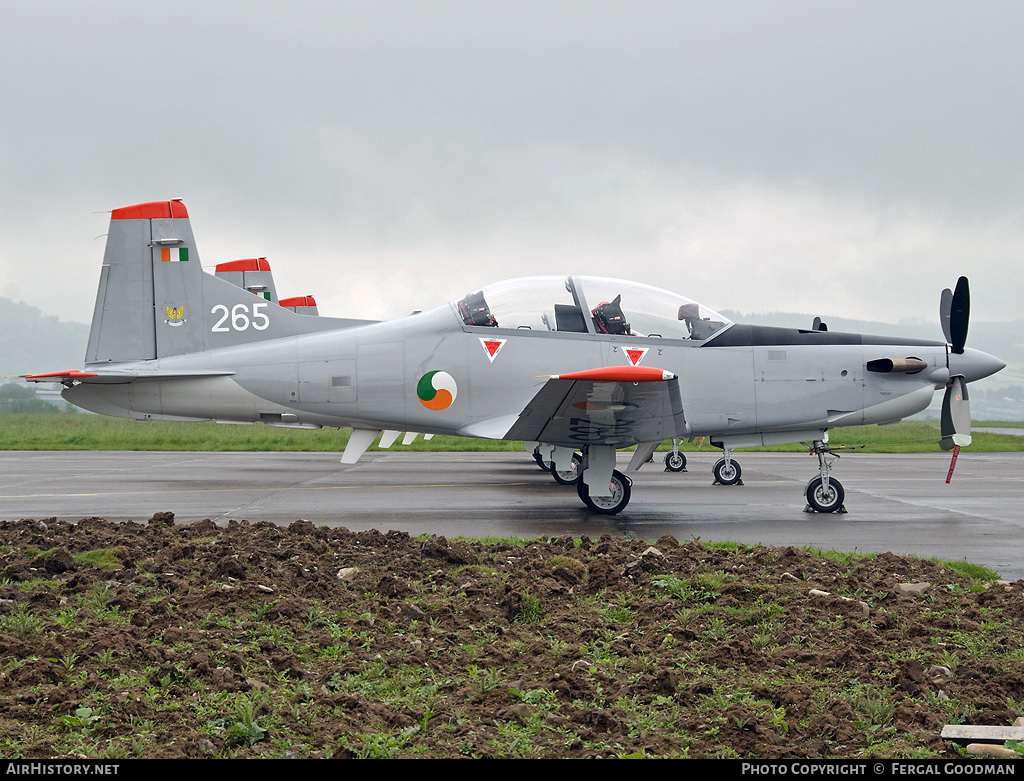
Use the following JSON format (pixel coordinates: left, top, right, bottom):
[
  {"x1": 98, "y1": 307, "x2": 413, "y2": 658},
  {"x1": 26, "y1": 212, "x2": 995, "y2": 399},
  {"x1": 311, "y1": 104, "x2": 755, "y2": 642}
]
[{"x1": 165, "y1": 306, "x2": 186, "y2": 326}]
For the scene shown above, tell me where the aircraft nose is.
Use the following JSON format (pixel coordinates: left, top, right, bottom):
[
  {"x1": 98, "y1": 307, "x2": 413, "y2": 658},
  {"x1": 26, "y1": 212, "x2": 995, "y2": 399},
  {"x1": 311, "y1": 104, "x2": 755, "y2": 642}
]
[{"x1": 949, "y1": 347, "x2": 1006, "y2": 383}]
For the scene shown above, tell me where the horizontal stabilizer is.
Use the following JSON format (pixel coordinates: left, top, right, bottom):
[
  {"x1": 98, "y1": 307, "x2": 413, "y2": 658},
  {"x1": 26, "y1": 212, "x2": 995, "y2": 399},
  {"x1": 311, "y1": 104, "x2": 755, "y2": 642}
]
[{"x1": 22, "y1": 368, "x2": 235, "y2": 385}]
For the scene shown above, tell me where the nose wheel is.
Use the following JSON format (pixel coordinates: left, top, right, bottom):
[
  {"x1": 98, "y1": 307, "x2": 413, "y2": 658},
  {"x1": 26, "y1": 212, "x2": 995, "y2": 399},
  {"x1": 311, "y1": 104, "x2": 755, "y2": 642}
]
[
  {"x1": 805, "y1": 476, "x2": 845, "y2": 513},
  {"x1": 664, "y1": 441, "x2": 687, "y2": 472},
  {"x1": 803, "y1": 439, "x2": 847, "y2": 513},
  {"x1": 713, "y1": 455, "x2": 742, "y2": 485}
]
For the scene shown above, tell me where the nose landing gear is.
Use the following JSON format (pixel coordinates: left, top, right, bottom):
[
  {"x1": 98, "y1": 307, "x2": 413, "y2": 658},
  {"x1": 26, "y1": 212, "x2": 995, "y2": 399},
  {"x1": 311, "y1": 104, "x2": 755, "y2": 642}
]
[
  {"x1": 712, "y1": 450, "x2": 743, "y2": 485},
  {"x1": 664, "y1": 439, "x2": 687, "y2": 472},
  {"x1": 803, "y1": 440, "x2": 846, "y2": 514}
]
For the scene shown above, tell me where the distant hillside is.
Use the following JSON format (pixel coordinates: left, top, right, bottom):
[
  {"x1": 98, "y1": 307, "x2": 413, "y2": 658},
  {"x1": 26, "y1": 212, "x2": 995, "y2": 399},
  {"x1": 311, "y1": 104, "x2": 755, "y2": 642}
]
[{"x1": 0, "y1": 298, "x2": 90, "y2": 377}]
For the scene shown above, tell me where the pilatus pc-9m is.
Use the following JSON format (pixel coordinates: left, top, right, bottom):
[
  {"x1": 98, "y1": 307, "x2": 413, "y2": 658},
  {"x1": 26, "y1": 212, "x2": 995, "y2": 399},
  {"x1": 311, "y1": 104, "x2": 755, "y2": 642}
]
[{"x1": 25, "y1": 200, "x2": 1005, "y2": 514}]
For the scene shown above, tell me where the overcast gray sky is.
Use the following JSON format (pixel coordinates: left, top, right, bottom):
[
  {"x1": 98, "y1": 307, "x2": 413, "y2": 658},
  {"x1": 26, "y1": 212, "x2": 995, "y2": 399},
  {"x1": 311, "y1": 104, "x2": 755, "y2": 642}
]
[{"x1": 2, "y1": 0, "x2": 1021, "y2": 328}]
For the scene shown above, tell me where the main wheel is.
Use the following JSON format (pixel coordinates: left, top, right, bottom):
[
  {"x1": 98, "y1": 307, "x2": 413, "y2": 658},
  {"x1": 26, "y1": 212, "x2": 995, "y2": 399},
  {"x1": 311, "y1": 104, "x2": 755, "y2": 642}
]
[
  {"x1": 551, "y1": 452, "x2": 582, "y2": 485},
  {"x1": 805, "y1": 476, "x2": 845, "y2": 513},
  {"x1": 665, "y1": 451, "x2": 687, "y2": 472},
  {"x1": 576, "y1": 469, "x2": 631, "y2": 514},
  {"x1": 713, "y1": 458, "x2": 742, "y2": 485},
  {"x1": 533, "y1": 449, "x2": 552, "y2": 471}
]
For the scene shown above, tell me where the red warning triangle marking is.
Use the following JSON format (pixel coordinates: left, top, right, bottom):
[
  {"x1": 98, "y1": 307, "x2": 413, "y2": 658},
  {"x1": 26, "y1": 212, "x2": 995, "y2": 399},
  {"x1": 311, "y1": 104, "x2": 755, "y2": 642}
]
[
  {"x1": 624, "y1": 347, "x2": 648, "y2": 366},
  {"x1": 480, "y1": 337, "x2": 507, "y2": 362}
]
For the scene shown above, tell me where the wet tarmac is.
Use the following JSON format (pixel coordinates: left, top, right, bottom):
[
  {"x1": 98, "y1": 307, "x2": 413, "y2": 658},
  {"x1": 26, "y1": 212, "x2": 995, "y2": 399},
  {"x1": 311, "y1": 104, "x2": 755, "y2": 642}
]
[{"x1": 1, "y1": 449, "x2": 1021, "y2": 580}]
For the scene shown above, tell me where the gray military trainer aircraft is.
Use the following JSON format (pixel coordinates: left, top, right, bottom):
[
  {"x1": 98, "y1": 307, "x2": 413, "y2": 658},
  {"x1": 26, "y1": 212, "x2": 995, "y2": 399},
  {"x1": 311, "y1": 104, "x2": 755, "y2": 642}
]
[{"x1": 24, "y1": 199, "x2": 1005, "y2": 515}]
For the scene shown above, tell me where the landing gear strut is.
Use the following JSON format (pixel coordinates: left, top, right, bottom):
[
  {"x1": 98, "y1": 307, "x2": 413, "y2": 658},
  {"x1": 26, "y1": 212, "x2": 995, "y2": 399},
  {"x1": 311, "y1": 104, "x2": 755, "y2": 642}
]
[{"x1": 804, "y1": 439, "x2": 845, "y2": 513}]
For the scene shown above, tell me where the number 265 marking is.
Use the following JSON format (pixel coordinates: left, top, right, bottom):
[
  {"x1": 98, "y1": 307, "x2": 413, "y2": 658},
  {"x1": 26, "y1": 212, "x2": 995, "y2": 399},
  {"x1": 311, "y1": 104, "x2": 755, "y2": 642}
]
[{"x1": 211, "y1": 302, "x2": 270, "y2": 332}]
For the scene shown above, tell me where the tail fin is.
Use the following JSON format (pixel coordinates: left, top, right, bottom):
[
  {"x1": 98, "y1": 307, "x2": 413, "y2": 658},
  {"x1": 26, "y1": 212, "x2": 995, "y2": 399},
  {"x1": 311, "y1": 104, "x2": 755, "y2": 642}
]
[
  {"x1": 215, "y1": 257, "x2": 278, "y2": 303},
  {"x1": 280, "y1": 295, "x2": 320, "y2": 316},
  {"x1": 85, "y1": 200, "x2": 373, "y2": 364}
]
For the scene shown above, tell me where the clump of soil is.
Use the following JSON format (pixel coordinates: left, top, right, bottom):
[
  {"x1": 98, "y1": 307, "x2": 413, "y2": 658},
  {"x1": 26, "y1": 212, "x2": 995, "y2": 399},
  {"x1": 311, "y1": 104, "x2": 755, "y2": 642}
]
[{"x1": 0, "y1": 514, "x2": 1022, "y2": 759}]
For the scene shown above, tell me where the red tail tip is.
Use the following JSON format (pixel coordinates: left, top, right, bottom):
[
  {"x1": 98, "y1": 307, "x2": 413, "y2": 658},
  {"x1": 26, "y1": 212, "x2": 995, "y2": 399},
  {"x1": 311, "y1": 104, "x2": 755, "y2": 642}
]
[
  {"x1": 111, "y1": 200, "x2": 189, "y2": 220},
  {"x1": 215, "y1": 257, "x2": 272, "y2": 272},
  {"x1": 280, "y1": 296, "x2": 317, "y2": 308}
]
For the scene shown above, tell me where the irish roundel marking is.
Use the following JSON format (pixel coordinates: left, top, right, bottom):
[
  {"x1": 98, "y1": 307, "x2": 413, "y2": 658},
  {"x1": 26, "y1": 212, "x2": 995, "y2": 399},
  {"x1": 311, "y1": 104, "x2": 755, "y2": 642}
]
[{"x1": 416, "y1": 371, "x2": 458, "y2": 411}]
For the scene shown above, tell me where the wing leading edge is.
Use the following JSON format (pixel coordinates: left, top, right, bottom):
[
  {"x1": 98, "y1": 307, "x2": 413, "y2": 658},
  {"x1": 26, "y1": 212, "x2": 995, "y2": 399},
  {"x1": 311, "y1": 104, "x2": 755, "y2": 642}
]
[{"x1": 505, "y1": 366, "x2": 685, "y2": 447}]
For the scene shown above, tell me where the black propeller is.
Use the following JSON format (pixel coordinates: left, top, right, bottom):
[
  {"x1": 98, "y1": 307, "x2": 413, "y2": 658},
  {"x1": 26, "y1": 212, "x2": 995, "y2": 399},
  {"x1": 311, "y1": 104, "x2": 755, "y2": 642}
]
[
  {"x1": 939, "y1": 276, "x2": 970, "y2": 355},
  {"x1": 940, "y1": 376, "x2": 971, "y2": 451},
  {"x1": 938, "y1": 276, "x2": 972, "y2": 451}
]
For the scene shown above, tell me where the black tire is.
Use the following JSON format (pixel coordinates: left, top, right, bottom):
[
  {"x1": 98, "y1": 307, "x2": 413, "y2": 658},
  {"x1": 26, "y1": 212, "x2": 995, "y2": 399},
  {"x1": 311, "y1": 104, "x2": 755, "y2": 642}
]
[
  {"x1": 576, "y1": 469, "x2": 631, "y2": 514},
  {"x1": 665, "y1": 451, "x2": 687, "y2": 472},
  {"x1": 805, "y1": 476, "x2": 845, "y2": 513},
  {"x1": 713, "y1": 458, "x2": 742, "y2": 485},
  {"x1": 551, "y1": 452, "x2": 582, "y2": 485}
]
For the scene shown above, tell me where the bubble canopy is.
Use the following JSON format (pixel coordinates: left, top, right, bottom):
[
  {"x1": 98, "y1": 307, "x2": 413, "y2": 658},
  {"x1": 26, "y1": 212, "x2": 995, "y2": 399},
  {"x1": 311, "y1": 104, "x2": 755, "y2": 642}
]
[{"x1": 453, "y1": 276, "x2": 731, "y2": 341}]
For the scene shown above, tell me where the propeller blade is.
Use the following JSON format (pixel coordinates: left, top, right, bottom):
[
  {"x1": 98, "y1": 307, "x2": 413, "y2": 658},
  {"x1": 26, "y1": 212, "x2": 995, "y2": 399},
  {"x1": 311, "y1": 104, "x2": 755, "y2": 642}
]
[
  {"x1": 939, "y1": 287, "x2": 953, "y2": 344},
  {"x1": 940, "y1": 375, "x2": 972, "y2": 451},
  {"x1": 949, "y1": 276, "x2": 970, "y2": 354}
]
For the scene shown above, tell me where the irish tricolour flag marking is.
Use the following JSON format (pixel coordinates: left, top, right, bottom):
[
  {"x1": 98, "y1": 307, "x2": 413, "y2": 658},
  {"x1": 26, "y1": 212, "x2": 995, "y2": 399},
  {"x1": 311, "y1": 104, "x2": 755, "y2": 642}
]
[{"x1": 160, "y1": 247, "x2": 189, "y2": 262}]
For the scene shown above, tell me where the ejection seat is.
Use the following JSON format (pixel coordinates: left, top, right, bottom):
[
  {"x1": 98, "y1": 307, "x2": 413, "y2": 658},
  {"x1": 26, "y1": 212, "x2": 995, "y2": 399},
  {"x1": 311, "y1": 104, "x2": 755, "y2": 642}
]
[
  {"x1": 458, "y1": 291, "x2": 498, "y2": 327},
  {"x1": 591, "y1": 295, "x2": 630, "y2": 335}
]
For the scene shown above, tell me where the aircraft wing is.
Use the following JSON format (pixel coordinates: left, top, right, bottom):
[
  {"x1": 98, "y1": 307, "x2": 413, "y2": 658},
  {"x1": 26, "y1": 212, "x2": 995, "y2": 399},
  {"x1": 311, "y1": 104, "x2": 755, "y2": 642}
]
[{"x1": 504, "y1": 366, "x2": 684, "y2": 447}]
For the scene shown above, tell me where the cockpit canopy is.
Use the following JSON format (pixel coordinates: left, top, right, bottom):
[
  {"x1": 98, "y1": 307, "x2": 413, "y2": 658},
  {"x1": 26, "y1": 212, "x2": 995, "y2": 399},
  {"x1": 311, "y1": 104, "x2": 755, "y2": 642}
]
[{"x1": 453, "y1": 276, "x2": 731, "y2": 341}]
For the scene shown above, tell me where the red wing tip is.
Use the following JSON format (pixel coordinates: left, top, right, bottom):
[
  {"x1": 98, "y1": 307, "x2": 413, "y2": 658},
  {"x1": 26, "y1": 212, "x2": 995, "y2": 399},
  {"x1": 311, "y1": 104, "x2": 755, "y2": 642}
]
[
  {"x1": 111, "y1": 200, "x2": 189, "y2": 220},
  {"x1": 24, "y1": 370, "x2": 98, "y2": 379},
  {"x1": 551, "y1": 366, "x2": 676, "y2": 382}
]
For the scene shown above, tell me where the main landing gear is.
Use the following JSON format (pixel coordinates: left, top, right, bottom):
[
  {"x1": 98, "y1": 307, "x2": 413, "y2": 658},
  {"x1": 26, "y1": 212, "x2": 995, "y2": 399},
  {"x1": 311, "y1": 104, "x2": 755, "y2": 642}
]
[
  {"x1": 551, "y1": 452, "x2": 582, "y2": 485},
  {"x1": 533, "y1": 445, "x2": 582, "y2": 485},
  {"x1": 803, "y1": 439, "x2": 846, "y2": 513},
  {"x1": 576, "y1": 468, "x2": 631, "y2": 514},
  {"x1": 532, "y1": 443, "x2": 630, "y2": 513},
  {"x1": 533, "y1": 447, "x2": 552, "y2": 471}
]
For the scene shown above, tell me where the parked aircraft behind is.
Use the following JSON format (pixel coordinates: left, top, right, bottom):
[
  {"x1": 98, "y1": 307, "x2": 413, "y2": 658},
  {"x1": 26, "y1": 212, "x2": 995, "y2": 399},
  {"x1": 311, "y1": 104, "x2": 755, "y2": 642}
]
[{"x1": 23, "y1": 200, "x2": 1005, "y2": 514}]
